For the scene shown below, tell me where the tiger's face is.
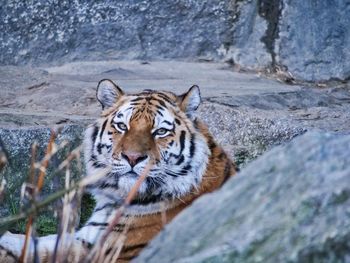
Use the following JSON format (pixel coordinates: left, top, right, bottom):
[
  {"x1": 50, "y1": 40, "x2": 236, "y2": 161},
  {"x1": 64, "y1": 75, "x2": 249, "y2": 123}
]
[{"x1": 84, "y1": 79, "x2": 210, "y2": 203}]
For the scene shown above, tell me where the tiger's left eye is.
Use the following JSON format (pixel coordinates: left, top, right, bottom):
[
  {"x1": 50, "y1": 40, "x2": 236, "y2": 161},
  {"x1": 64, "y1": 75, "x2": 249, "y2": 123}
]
[
  {"x1": 116, "y1": 122, "x2": 127, "y2": 131},
  {"x1": 154, "y1": 128, "x2": 168, "y2": 136}
]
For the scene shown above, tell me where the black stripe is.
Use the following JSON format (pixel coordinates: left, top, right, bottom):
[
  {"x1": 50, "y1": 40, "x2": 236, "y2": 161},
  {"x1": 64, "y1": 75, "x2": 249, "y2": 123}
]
[
  {"x1": 117, "y1": 112, "x2": 123, "y2": 118},
  {"x1": 91, "y1": 126, "x2": 99, "y2": 147},
  {"x1": 96, "y1": 143, "x2": 103, "y2": 154},
  {"x1": 152, "y1": 97, "x2": 166, "y2": 107},
  {"x1": 86, "y1": 222, "x2": 109, "y2": 227},
  {"x1": 180, "y1": 164, "x2": 192, "y2": 175},
  {"x1": 179, "y1": 130, "x2": 186, "y2": 155},
  {"x1": 100, "y1": 119, "x2": 108, "y2": 139},
  {"x1": 92, "y1": 161, "x2": 107, "y2": 168},
  {"x1": 156, "y1": 110, "x2": 164, "y2": 116},
  {"x1": 157, "y1": 93, "x2": 176, "y2": 106},
  {"x1": 122, "y1": 244, "x2": 146, "y2": 253},
  {"x1": 130, "y1": 193, "x2": 163, "y2": 205},
  {"x1": 165, "y1": 170, "x2": 180, "y2": 177},
  {"x1": 193, "y1": 118, "x2": 199, "y2": 129},
  {"x1": 118, "y1": 255, "x2": 137, "y2": 261},
  {"x1": 129, "y1": 102, "x2": 142, "y2": 106},
  {"x1": 98, "y1": 182, "x2": 119, "y2": 189},
  {"x1": 189, "y1": 133, "x2": 195, "y2": 158},
  {"x1": 218, "y1": 152, "x2": 226, "y2": 160},
  {"x1": 208, "y1": 137, "x2": 216, "y2": 151},
  {"x1": 155, "y1": 104, "x2": 165, "y2": 111},
  {"x1": 94, "y1": 202, "x2": 119, "y2": 212},
  {"x1": 222, "y1": 160, "x2": 233, "y2": 185},
  {"x1": 76, "y1": 238, "x2": 94, "y2": 249},
  {"x1": 0, "y1": 244, "x2": 18, "y2": 260},
  {"x1": 130, "y1": 97, "x2": 145, "y2": 102},
  {"x1": 163, "y1": 120, "x2": 172, "y2": 125},
  {"x1": 175, "y1": 118, "x2": 181, "y2": 125},
  {"x1": 175, "y1": 155, "x2": 185, "y2": 165}
]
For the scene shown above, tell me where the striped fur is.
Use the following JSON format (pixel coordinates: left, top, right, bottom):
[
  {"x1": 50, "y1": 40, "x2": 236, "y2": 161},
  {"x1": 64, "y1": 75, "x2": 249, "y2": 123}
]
[{"x1": 0, "y1": 80, "x2": 236, "y2": 262}]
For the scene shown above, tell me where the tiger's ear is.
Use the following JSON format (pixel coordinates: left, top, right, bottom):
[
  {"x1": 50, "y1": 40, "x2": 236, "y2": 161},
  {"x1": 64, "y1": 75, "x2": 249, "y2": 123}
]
[
  {"x1": 178, "y1": 85, "x2": 201, "y2": 118},
  {"x1": 96, "y1": 79, "x2": 124, "y2": 109}
]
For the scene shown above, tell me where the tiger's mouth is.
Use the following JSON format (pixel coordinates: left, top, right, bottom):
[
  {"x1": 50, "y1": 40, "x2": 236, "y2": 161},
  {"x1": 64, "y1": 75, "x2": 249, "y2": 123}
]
[{"x1": 121, "y1": 171, "x2": 139, "y2": 177}]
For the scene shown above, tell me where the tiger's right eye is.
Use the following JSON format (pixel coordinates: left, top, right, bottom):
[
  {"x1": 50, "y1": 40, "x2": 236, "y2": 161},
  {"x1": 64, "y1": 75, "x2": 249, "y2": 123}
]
[{"x1": 116, "y1": 122, "x2": 127, "y2": 131}]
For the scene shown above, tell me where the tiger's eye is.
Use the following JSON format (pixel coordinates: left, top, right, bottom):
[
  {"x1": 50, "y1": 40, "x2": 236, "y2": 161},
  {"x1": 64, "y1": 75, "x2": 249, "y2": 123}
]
[
  {"x1": 155, "y1": 128, "x2": 167, "y2": 136},
  {"x1": 116, "y1": 122, "x2": 127, "y2": 131}
]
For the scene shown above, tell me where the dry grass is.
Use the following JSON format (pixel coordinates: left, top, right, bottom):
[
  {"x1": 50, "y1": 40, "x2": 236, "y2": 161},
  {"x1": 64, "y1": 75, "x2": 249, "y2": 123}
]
[{"x1": 0, "y1": 128, "x2": 152, "y2": 262}]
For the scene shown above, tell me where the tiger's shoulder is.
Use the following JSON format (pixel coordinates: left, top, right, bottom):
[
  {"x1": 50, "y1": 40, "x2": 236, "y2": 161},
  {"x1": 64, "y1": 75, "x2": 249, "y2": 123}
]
[{"x1": 193, "y1": 118, "x2": 237, "y2": 193}]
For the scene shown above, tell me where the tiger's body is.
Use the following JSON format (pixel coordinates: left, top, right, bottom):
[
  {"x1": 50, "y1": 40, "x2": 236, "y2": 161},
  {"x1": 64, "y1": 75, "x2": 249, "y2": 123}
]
[{"x1": 0, "y1": 80, "x2": 236, "y2": 262}]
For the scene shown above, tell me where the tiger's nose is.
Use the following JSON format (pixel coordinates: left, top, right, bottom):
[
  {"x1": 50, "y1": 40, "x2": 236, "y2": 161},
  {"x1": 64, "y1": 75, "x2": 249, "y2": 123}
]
[{"x1": 121, "y1": 151, "x2": 148, "y2": 167}]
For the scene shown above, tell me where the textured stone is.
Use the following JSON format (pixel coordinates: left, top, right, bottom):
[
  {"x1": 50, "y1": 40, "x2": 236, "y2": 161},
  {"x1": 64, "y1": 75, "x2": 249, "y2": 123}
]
[
  {"x1": 137, "y1": 132, "x2": 350, "y2": 262},
  {"x1": 276, "y1": 0, "x2": 350, "y2": 81},
  {"x1": 227, "y1": 0, "x2": 273, "y2": 70},
  {"x1": 1, "y1": 60, "x2": 350, "y2": 167},
  {"x1": 229, "y1": 0, "x2": 350, "y2": 81},
  {"x1": 0, "y1": 0, "x2": 235, "y2": 65}
]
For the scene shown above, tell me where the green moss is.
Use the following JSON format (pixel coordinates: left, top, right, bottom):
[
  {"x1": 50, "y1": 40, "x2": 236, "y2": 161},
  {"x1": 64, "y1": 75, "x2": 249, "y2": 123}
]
[
  {"x1": 234, "y1": 149, "x2": 254, "y2": 168},
  {"x1": 36, "y1": 214, "x2": 58, "y2": 236},
  {"x1": 79, "y1": 193, "x2": 96, "y2": 227}
]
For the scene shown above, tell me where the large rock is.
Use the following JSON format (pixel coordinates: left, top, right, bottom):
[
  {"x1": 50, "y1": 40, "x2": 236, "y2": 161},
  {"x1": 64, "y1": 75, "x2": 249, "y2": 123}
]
[
  {"x1": 137, "y1": 132, "x2": 350, "y2": 262},
  {"x1": 0, "y1": 0, "x2": 234, "y2": 65},
  {"x1": 228, "y1": 0, "x2": 274, "y2": 70},
  {"x1": 276, "y1": 0, "x2": 350, "y2": 81},
  {"x1": 229, "y1": 0, "x2": 350, "y2": 81},
  {"x1": 2, "y1": 1, "x2": 350, "y2": 81}
]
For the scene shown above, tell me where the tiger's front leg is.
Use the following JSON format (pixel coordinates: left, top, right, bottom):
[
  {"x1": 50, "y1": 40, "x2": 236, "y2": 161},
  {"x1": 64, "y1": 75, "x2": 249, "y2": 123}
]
[{"x1": 0, "y1": 231, "x2": 88, "y2": 262}]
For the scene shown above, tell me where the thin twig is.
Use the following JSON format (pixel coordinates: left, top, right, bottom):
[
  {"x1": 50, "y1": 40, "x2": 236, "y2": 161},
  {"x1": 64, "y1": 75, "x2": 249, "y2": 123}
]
[
  {"x1": 36, "y1": 131, "x2": 56, "y2": 193},
  {"x1": 0, "y1": 137, "x2": 8, "y2": 171},
  {"x1": 29, "y1": 143, "x2": 38, "y2": 184},
  {"x1": 19, "y1": 131, "x2": 57, "y2": 263}
]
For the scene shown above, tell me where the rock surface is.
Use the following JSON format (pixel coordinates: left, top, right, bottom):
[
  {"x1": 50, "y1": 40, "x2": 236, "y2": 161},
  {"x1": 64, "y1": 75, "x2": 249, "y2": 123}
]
[
  {"x1": 276, "y1": 0, "x2": 350, "y2": 81},
  {"x1": 0, "y1": 0, "x2": 234, "y2": 65},
  {"x1": 2, "y1": 1, "x2": 350, "y2": 81},
  {"x1": 1, "y1": 60, "x2": 350, "y2": 167},
  {"x1": 136, "y1": 132, "x2": 350, "y2": 262}
]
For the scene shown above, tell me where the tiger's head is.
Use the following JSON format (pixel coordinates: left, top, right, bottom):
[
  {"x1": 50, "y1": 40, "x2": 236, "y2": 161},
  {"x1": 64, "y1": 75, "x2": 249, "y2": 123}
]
[{"x1": 84, "y1": 79, "x2": 210, "y2": 204}]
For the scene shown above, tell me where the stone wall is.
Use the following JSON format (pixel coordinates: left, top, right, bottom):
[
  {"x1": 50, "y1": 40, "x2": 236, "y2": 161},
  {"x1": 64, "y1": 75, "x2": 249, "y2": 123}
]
[
  {"x1": 1, "y1": 0, "x2": 350, "y2": 81},
  {"x1": 0, "y1": 0, "x2": 235, "y2": 65}
]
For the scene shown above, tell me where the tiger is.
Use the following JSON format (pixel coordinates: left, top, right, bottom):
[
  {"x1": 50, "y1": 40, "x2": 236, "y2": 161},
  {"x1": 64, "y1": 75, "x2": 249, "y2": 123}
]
[{"x1": 0, "y1": 79, "x2": 236, "y2": 262}]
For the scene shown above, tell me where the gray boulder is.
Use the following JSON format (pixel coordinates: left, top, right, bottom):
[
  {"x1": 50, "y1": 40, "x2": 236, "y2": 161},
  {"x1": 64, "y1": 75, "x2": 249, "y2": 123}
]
[
  {"x1": 228, "y1": 0, "x2": 273, "y2": 70},
  {"x1": 276, "y1": 0, "x2": 350, "y2": 82},
  {"x1": 136, "y1": 132, "x2": 350, "y2": 263},
  {"x1": 229, "y1": 0, "x2": 350, "y2": 82}
]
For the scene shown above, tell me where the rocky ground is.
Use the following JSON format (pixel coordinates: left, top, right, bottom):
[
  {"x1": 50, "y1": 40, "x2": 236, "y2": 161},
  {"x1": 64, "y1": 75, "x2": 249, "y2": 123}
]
[
  {"x1": 0, "y1": 60, "x2": 350, "y2": 259},
  {"x1": 1, "y1": 60, "x2": 349, "y2": 164}
]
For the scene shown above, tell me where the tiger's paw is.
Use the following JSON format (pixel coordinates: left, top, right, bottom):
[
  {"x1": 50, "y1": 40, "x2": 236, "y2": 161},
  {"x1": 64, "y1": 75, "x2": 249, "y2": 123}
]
[{"x1": 0, "y1": 232, "x2": 23, "y2": 262}]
